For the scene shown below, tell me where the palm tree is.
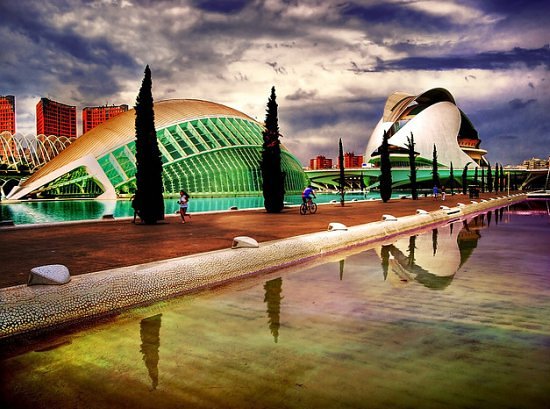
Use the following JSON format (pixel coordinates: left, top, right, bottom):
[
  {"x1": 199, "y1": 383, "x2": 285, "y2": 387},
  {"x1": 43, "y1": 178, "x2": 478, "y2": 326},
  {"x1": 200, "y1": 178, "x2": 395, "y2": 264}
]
[
  {"x1": 338, "y1": 138, "x2": 345, "y2": 206},
  {"x1": 405, "y1": 133, "x2": 418, "y2": 200},
  {"x1": 432, "y1": 144, "x2": 440, "y2": 188}
]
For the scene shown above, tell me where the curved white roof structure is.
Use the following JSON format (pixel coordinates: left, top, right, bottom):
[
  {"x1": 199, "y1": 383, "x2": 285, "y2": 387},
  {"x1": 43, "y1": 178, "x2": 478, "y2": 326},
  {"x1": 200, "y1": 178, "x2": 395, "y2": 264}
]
[
  {"x1": 365, "y1": 88, "x2": 487, "y2": 170},
  {"x1": 7, "y1": 99, "x2": 306, "y2": 200}
]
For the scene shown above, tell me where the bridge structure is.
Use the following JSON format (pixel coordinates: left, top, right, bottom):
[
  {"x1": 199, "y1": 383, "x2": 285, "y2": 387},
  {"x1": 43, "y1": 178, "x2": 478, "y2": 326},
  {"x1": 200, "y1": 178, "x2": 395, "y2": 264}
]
[
  {"x1": 0, "y1": 166, "x2": 545, "y2": 199},
  {"x1": 304, "y1": 167, "x2": 542, "y2": 192}
]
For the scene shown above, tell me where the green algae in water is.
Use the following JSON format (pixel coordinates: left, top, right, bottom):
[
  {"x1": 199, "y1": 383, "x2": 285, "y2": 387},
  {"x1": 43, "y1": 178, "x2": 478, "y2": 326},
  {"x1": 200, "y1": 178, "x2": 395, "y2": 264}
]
[{"x1": 1, "y1": 207, "x2": 549, "y2": 409}]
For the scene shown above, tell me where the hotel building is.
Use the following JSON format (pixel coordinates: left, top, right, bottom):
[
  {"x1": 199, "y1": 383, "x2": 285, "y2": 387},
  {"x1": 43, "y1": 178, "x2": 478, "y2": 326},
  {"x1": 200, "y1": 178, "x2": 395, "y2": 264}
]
[
  {"x1": 36, "y1": 98, "x2": 77, "y2": 138},
  {"x1": 0, "y1": 95, "x2": 16, "y2": 134},
  {"x1": 82, "y1": 104, "x2": 129, "y2": 134}
]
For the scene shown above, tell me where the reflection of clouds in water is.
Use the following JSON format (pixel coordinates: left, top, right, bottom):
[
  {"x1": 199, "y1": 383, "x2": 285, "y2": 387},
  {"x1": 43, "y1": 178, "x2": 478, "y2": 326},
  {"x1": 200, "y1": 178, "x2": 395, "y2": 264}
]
[{"x1": 140, "y1": 314, "x2": 162, "y2": 390}]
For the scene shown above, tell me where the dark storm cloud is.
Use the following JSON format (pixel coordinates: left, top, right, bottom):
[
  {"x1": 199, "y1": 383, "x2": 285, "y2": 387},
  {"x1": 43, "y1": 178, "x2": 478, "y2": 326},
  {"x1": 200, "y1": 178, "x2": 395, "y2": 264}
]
[
  {"x1": 357, "y1": 45, "x2": 550, "y2": 72},
  {"x1": 192, "y1": 0, "x2": 251, "y2": 14},
  {"x1": 282, "y1": 96, "x2": 383, "y2": 133},
  {"x1": 286, "y1": 88, "x2": 318, "y2": 101},
  {"x1": 0, "y1": 1, "x2": 135, "y2": 69},
  {"x1": 467, "y1": 98, "x2": 550, "y2": 165},
  {"x1": 463, "y1": 0, "x2": 550, "y2": 19},
  {"x1": 508, "y1": 98, "x2": 537, "y2": 110},
  {"x1": 338, "y1": 1, "x2": 457, "y2": 32},
  {"x1": 0, "y1": 0, "x2": 137, "y2": 99}
]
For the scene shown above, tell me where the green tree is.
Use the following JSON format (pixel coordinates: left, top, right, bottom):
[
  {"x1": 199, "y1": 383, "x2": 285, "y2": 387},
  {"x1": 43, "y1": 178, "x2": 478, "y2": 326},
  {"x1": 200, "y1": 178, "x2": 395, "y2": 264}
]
[
  {"x1": 462, "y1": 163, "x2": 470, "y2": 194},
  {"x1": 133, "y1": 65, "x2": 164, "y2": 224},
  {"x1": 480, "y1": 166, "x2": 485, "y2": 192},
  {"x1": 432, "y1": 144, "x2": 440, "y2": 188},
  {"x1": 487, "y1": 162, "x2": 493, "y2": 192},
  {"x1": 494, "y1": 163, "x2": 500, "y2": 192},
  {"x1": 405, "y1": 132, "x2": 418, "y2": 200},
  {"x1": 501, "y1": 165, "x2": 505, "y2": 191},
  {"x1": 379, "y1": 130, "x2": 392, "y2": 203},
  {"x1": 449, "y1": 161, "x2": 455, "y2": 195},
  {"x1": 260, "y1": 86, "x2": 285, "y2": 213},
  {"x1": 338, "y1": 138, "x2": 345, "y2": 206},
  {"x1": 474, "y1": 167, "x2": 479, "y2": 187}
]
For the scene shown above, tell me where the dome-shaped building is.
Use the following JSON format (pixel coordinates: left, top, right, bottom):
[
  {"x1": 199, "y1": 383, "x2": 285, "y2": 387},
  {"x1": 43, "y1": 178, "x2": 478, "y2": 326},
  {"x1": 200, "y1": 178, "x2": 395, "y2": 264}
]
[
  {"x1": 364, "y1": 88, "x2": 487, "y2": 186},
  {"x1": 7, "y1": 99, "x2": 307, "y2": 200}
]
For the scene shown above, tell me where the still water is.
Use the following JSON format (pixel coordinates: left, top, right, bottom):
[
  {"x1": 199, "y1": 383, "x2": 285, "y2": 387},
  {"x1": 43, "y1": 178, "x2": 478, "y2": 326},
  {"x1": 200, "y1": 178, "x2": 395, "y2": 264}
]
[
  {"x1": 0, "y1": 203, "x2": 549, "y2": 409},
  {"x1": 1, "y1": 192, "x2": 387, "y2": 225}
]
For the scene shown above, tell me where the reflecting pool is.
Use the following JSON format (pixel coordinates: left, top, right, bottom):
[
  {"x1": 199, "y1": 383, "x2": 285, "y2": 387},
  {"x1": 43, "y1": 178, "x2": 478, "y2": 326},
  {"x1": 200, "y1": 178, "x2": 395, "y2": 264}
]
[
  {"x1": 1, "y1": 203, "x2": 549, "y2": 409},
  {"x1": 0, "y1": 192, "x2": 391, "y2": 225}
]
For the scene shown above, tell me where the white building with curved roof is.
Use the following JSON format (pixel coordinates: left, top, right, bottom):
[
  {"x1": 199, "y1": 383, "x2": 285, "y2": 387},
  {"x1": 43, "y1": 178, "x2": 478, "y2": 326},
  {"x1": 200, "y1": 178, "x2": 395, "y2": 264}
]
[
  {"x1": 364, "y1": 88, "x2": 487, "y2": 172},
  {"x1": 7, "y1": 99, "x2": 306, "y2": 200}
]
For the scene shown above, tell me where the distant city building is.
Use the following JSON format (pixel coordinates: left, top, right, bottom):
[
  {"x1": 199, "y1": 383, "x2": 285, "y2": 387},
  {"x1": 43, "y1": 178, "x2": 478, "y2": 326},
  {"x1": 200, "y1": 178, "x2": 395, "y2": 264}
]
[
  {"x1": 342, "y1": 152, "x2": 364, "y2": 168},
  {"x1": 309, "y1": 155, "x2": 333, "y2": 170},
  {"x1": 82, "y1": 104, "x2": 129, "y2": 134},
  {"x1": 522, "y1": 157, "x2": 549, "y2": 169},
  {"x1": 36, "y1": 98, "x2": 77, "y2": 138},
  {"x1": 0, "y1": 95, "x2": 17, "y2": 164},
  {"x1": 0, "y1": 95, "x2": 16, "y2": 134}
]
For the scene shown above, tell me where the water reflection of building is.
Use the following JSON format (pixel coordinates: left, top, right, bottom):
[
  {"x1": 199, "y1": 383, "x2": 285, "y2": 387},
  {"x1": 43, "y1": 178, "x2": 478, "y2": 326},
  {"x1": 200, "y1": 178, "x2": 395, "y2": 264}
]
[{"x1": 376, "y1": 215, "x2": 493, "y2": 289}]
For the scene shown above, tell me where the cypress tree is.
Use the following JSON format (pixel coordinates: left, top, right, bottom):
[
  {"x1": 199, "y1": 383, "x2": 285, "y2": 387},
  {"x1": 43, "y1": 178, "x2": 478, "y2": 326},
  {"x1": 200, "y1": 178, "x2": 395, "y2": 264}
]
[
  {"x1": 432, "y1": 144, "x2": 440, "y2": 188},
  {"x1": 338, "y1": 138, "x2": 345, "y2": 206},
  {"x1": 449, "y1": 161, "x2": 455, "y2": 195},
  {"x1": 379, "y1": 130, "x2": 392, "y2": 203},
  {"x1": 494, "y1": 163, "x2": 500, "y2": 192},
  {"x1": 261, "y1": 86, "x2": 285, "y2": 213},
  {"x1": 474, "y1": 167, "x2": 479, "y2": 187},
  {"x1": 487, "y1": 162, "x2": 493, "y2": 192},
  {"x1": 133, "y1": 65, "x2": 164, "y2": 224},
  {"x1": 481, "y1": 166, "x2": 485, "y2": 192},
  {"x1": 405, "y1": 132, "x2": 418, "y2": 200},
  {"x1": 462, "y1": 163, "x2": 469, "y2": 194},
  {"x1": 501, "y1": 165, "x2": 505, "y2": 192}
]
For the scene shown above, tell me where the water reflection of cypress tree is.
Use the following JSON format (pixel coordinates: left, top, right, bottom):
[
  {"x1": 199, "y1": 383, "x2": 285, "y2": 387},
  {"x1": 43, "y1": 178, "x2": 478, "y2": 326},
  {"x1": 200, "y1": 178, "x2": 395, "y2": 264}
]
[
  {"x1": 494, "y1": 210, "x2": 499, "y2": 225},
  {"x1": 140, "y1": 313, "x2": 162, "y2": 390},
  {"x1": 487, "y1": 211, "x2": 492, "y2": 226},
  {"x1": 499, "y1": 207, "x2": 504, "y2": 222},
  {"x1": 264, "y1": 277, "x2": 283, "y2": 343},
  {"x1": 381, "y1": 245, "x2": 390, "y2": 280},
  {"x1": 432, "y1": 229, "x2": 438, "y2": 256},
  {"x1": 339, "y1": 259, "x2": 345, "y2": 281},
  {"x1": 407, "y1": 235, "x2": 416, "y2": 267}
]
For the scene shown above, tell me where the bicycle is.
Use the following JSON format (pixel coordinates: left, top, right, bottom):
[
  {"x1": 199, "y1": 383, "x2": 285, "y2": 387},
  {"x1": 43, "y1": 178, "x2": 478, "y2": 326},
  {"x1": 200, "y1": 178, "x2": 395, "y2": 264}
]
[{"x1": 300, "y1": 198, "x2": 318, "y2": 215}]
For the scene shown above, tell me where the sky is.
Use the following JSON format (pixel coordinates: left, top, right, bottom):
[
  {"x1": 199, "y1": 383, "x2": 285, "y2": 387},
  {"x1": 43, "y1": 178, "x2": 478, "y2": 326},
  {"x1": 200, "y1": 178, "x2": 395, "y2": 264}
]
[{"x1": 1, "y1": 0, "x2": 549, "y2": 167}]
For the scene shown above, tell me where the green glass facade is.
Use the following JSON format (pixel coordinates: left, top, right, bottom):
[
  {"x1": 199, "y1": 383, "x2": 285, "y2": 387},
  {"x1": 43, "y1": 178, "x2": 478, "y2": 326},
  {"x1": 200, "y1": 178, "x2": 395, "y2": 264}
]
[{"x1": 38, "y1": 115, "x2": 306, "y2": 198}]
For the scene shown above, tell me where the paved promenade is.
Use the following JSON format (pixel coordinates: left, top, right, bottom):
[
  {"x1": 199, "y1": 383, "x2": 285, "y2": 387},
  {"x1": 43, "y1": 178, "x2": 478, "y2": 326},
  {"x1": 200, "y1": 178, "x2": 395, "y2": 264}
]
[{"x1": 0, "y1": 192, "x2": 511, "y2": 289}]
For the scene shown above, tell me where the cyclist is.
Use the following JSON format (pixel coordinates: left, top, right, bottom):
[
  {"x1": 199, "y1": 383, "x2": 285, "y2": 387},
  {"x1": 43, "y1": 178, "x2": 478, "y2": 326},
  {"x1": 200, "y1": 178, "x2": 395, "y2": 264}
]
[{"x1": 302, "y1": 185, "x2": 316, "y2": 205}]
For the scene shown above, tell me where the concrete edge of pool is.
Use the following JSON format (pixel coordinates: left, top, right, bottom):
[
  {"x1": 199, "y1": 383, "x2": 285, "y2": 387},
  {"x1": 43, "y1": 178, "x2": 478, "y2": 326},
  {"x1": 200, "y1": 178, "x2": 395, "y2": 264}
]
[{"x1": 0, "y1": 194, "x2": 526, "y2": 339}]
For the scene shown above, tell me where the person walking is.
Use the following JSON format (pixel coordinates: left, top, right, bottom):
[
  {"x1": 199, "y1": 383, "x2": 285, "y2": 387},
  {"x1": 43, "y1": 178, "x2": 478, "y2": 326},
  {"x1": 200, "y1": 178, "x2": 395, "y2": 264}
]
[{"x1": 178, "y1": 190, "x2": 191, "y2": 223}]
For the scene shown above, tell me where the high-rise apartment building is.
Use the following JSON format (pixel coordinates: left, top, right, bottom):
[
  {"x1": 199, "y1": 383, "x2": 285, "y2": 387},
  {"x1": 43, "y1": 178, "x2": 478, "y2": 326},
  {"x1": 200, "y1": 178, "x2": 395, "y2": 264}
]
[
  {"x1": 0, "y1": 95, "x2": 16, "y2": 134},
  {"x1": 309, "y1": 155, "x2": 333, "y2": 170},
  {"x1": 82, "y1": 104, "x2": 129, "y2": 134},
  {"x1": 36, "y1": 98, "x2": 77, "y2": 138},
  {"x1": 342, "y1": 152, "x2": 364, "y2": 168}
]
